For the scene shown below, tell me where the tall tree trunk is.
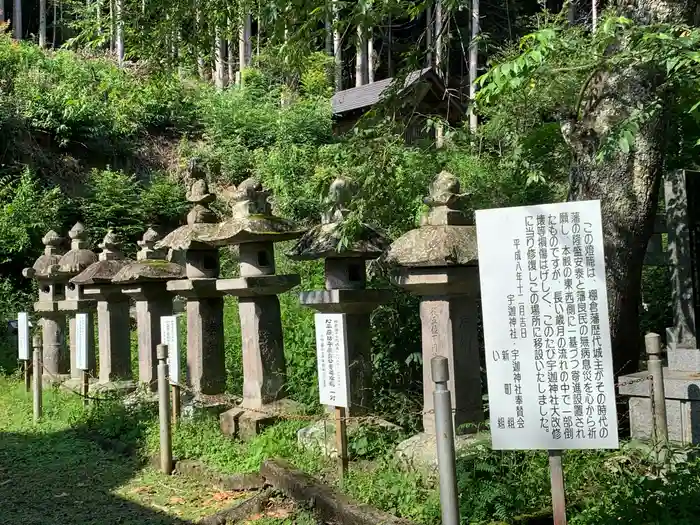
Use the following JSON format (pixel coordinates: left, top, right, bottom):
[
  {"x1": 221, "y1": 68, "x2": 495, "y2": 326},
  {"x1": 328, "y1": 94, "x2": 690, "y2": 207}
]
[
  {"x1": 568, "y1": 0, "x2": 577, "y2": 24},
  {"x1": 96, "y1": 0, "x2": 102, "y2": 39},
  {"x1": 214, "y1": 27, "x2": 226, "y2": 90},
  {"x1": 0, "y1": 0, "x2": 4, "y2": 24},
  {"x1": 387, "y1": 16, "x2": 393, "y2": 77},
  {"x1": 196, "y1": 7, "x2": 206, "y2": 80},
  {"x1": 12, "y1": 0, "x2": 21, "y2": 39},
  {"x1": 109, "y1": 0, "x2": 114, "y2": 53},
  {"x1": 563, "y1": 0, "x2": 698, "y2": 376},
  {"x1": 592, "y1": 0, "x2": 598, "y2": 30},
  {"x1": 325, "y1": 16, "x2": 332, "y2": 55},
  {"x1": 355, "y1": 24, "x2": 368, "y2": 86},
  {"x1": 115, "y1": 0, "x2": 124, "y2": 65},
  {"x1": 435, "y1": 0, "x2": 445, "y2": 147},
  {"x1": 468, "y1": 0, "x2": 479, "y2": 133},
  {"x1": 227, "y1": 17, "x2": 235, "y2": 83},
  {"x1": 52, "y1": 0, "x2": 57, "y2": 47},
  {"x1": 37, "y1": 0, "x2": 46, "y2": 44},
  {"x1": 367, "y1": 28, "x2": 374, "y2": 83},
  {"x1": 426, "y1": 4, "x2": 433, "y2": 67},
  {"x1": 238, "y1": 11, "x2": 251, "y2": 81},
  {"x1": 333, "y1": 0, "x2": 342, "y2": 91}
]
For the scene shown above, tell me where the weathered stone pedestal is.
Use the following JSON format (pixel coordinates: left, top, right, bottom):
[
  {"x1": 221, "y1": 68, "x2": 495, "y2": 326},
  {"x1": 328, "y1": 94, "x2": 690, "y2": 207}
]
[
  {"x1": 23, "y1": 230, "x2": 69, "y2": 385},
  {"x1": 386, "y1": 172, "x2": 485, "y2": 469},
  {"x1": 157, "y1": 169, "x2": 226, "y2": 397},
  {"x1": 213, "y1": 177, "x2": 306, "y2": 439},
  {"x1": 72, "y1": 231, "x2": 134, "y2": 392},
  {"x1": 114, "y1": 229, "x2": 184, "y2": 390},
  {"x1": 620, "y1": 170, "x2": 700, "y2": 444},
  {"x1": 52, "y1": 223, "x2": 98, "y2": 390}
]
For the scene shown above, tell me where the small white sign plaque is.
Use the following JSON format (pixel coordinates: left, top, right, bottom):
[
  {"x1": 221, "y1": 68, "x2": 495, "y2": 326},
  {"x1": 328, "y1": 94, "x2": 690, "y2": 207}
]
[
  {"x1": 17, "y1": 312, "x2": 29, "y2": 361},
  {"x1": 76, "y1": 312, "x2": 89, "y2": 371},
  {"x1": 314, "y1": 313, "x2": 350, "y2": 408},
  {"x1": 160, "y1": 315, "x2": 180, "y2": 385},
  {"x1": 476, "y1": 200, "x2": 618, "y2": 451}
]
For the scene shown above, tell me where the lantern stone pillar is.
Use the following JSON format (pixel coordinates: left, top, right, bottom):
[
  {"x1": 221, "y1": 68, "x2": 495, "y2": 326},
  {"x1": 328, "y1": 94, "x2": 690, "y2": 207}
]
[
  {"x1": 52, "y1": 223, "x2": 98, "y2": 388},
  {"x1": 156, "y1": 167, "x2": 226, "y2": 397},
  {"x1": 386, "y1": 171, "x2": 486, "y2": 469},
  {"x1": 211, "y1": 177, "x2": 306, "y2": 439},
  {"x1": 113, "y1": 228, "x2": 184, "y2": 389},
  {"x1": 72, "y1": 230, "x2": 134, "y2": 389},
  {"x1": 22, "y1": 230, "x2": 69, "y2": 385},
  {"x1": 288, "y1": 176, "x2": 391, "y2": 414}
]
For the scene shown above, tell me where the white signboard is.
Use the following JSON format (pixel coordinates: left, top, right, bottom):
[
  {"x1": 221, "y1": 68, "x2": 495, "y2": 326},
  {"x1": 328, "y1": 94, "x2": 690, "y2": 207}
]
[
  {"x1": 76, "y1": 313, "x2": 89, "y2": 370},
  {"x1": 476, "y1": 200, "x2": 619, "y2": 450},
  {"x1": 17, "y1": 312, "x2": 29, "y2": 361},
  {"x1": 160, "y1": 315, "x2": 180, "y2": 385},
  {"x1": 314, "y1": 313, "x2": 350, "y2": 408}
]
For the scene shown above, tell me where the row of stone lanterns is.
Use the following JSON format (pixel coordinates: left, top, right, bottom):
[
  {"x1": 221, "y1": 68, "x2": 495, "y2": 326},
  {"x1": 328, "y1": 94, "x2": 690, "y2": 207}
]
[{"x1": 22, "y1": 167, "x2": 483, "y2": 457}]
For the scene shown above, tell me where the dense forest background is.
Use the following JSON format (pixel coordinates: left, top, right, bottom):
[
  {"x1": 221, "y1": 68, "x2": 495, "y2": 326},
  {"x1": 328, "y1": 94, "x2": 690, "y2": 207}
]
[{"x1": 0, "y1": 0, "x2": 698, "y2": 424}]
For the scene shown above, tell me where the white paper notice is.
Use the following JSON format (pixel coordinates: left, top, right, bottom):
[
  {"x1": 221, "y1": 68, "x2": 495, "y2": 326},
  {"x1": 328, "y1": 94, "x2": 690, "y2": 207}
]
[
  {"x1": 17, "y1": 312, "x2": 29, "y2": 361},
  {"x1": 76, "y1": 313, "x2": 89, "y2": 371},
  {"x1": 314, "y1": 313, "x2": 350, "y2": 408},
  {"x1": 476, "y1": 200, "x2": 619, "y2": 450},
  {"x1": 160, "y1": 315, "x2": 180, "y2": 385}
]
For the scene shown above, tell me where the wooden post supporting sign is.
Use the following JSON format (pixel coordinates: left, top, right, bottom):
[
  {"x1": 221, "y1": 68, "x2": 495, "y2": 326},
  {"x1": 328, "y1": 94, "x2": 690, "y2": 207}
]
[
  {"x1": 314, "y1": 313, "x2": 351, "y2": 480},
  {"x1": 549, "y1": 450, "x2": 567, "y2": 525}
]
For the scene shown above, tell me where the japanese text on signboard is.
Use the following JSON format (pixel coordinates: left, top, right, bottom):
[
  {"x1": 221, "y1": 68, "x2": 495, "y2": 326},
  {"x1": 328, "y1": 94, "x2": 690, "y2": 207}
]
[
  {"x1": 476, "y1": 200, "x2": 618, "y2": 450},
  {"x1": 314, "y1": 313, "x2": 350, "y2": 408}
]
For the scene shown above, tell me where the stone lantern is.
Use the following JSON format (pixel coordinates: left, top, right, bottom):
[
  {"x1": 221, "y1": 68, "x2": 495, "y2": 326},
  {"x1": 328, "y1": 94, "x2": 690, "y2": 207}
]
[
  {"x1": 71, "y1": 230, "x2": 133, "y2": 389},
  {"x1": 113, "y1": 228, "x2": 185, "y2": 389},
  {"x1": 211, "y1": 177, "x2": 306, "y2": 438},
  {"x1": 156, "y1": 166, "x2": 225, "y2": 396},
  {"x1": 22, "y1": 230, "x2": 68, "y2": 384},
  {"x1": 52, "y1": 223, "x2": 98, "y2": 385},
  {"x1": 385, "y1": 171, "x2": 484, "y2": 466},
  {"x1": 287, "y1": 176, "x2": 391, "y2": 413}
]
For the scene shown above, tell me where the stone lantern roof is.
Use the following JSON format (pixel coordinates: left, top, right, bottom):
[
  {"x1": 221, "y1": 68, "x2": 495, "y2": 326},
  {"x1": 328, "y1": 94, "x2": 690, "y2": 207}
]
[
  {"x1": 22, "y1": 230, "x2": 65, "y2": 279},
  {"x1": 287, "y1": 176, "x2": 390, "y2": 260},
  {"x1": 71, "y1": 230, "x2": 131, "y2": 286},
  {"x1": 203, "y1": 177, "x2": 305, "y2": 247},
  {"x1": 112, "y1": 228, "x2": 185, "y2": 284},
  {"x1": 49, "y1": 223, "x2": 98, "y2": 280},
  {"x1": 155, "y1": 163, "x2": 221, "y2": 251},
  {"x1": 385, "y1": 171, "x2": 478, "y2": 267}
]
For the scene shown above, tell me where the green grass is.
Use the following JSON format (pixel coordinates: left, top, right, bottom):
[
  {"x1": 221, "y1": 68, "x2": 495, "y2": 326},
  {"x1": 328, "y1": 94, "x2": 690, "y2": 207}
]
[{"x1": 4, "y1": 375, "x2": 700, "y2": 525}]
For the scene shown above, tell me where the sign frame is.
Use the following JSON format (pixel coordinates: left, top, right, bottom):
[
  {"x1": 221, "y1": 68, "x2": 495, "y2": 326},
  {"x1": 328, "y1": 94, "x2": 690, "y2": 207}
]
[
  {"x1": 17, "y1": 312, "x2": 30, "y2": 361},
  {"x1": 314, "y1": 313, "x2": 351, "y2": 409},
  {"x1": 75, "y1": 312, "x2": 89, "y2": 371},
  {"x1": 160, "y1": 315, "x2": 180, "y2": 385},
  {"x1": 476, "y1": 200, "x2": 619, "y2": 452}
]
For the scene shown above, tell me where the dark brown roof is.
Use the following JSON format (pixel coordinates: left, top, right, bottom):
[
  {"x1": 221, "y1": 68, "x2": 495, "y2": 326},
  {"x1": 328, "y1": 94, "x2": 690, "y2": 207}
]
[{"x1": 331, "y1": 68, "x2": 460, "y2": 116}]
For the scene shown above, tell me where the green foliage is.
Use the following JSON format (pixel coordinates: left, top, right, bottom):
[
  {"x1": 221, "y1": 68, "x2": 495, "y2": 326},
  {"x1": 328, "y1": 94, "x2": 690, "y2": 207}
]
[
  {"x1": 0, "y1": 170, "x2": 63, "y2": 264},
  {"x1": 81, "y1": 169, "x2": 145, "y2": 245},
  {"x1": 477, "y1": 14, "x2": 700, "y2": 163},
  {"x1": 80, "y1": 168, "x2": 187, "y2": 248},
  {"x1": 0, "y1": 31, "x2": 197, "y2": 149}
]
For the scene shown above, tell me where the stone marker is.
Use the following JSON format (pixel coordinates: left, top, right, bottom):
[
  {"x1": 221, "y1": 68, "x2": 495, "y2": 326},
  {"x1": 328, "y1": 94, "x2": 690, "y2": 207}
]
[
  {"x1": 385, "y1": 171, "x2": 485, "y2": 468},
  {"x1": 113, "y1": 228, "x2": 185, "y2": 390},
  {"x1": 52, "y1": 223, "x2": 98, "y2": 386},
  {"x1": 22, "y1": 230, "x2": 69, "y2": 385},
  {"x1": 288, "y1": 176, "x2": 391, "y2": 413},
  {"x1": 211, "y1": 177, "x2": 306, "y2": 439},
  {"x1": 620, "y1": 169, "x2": 700, "y2": 444},
  {"x1": 71, "y1": 230, "x2": 133, "y2": 389},
  {"x1": 156, "y1": 160, "x2": 226, "y2": 396}
]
